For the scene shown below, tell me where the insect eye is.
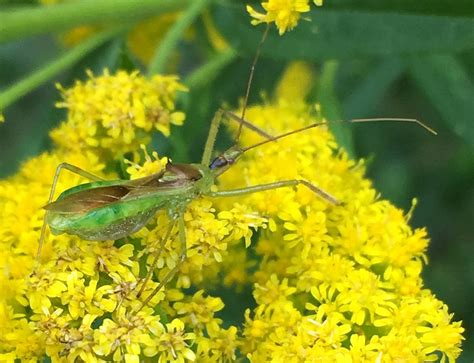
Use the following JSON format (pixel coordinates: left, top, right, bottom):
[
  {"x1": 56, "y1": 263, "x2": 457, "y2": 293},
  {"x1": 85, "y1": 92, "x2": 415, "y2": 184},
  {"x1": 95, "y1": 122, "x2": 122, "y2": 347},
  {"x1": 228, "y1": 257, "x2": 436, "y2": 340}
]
[{"x1": 209, "y1": 156, "x2": 228, "y2": 170}]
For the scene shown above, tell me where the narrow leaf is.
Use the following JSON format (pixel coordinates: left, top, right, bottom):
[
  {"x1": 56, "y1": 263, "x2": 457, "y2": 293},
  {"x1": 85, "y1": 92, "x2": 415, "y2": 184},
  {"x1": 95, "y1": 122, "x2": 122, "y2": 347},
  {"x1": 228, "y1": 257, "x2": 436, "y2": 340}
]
[
  {"x1": 0, "y1": 0, "x2": 188, "y2": 42},
  {"x1": 0, "y1": 27, "x2": 125, "y2": 110},
  {"x1": 215, "y1": 7, "x2": 474, "y2": 59},
  {"x1": 343, "y1": 58, "x2": 405, "y2": 116},
  {"x1": 148, "y1": 0, "x2": 212, "y2": 75},
  {"x1": 409, "y1": 55, "x2": 474, "y2": 146},
  {"x1": 318, "y1": 61, "x2": 355, "y2": 156}
]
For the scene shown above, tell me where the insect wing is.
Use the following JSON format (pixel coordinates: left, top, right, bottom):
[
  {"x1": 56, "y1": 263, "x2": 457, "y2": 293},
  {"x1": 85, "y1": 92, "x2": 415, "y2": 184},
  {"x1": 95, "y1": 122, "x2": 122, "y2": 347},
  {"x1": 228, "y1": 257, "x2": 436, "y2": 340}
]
[
  {"x1": 44, "y1": 185, "x2": 132, "y2": 214},
  {"x1": 43, "y1": 170, "x2": 191, "y2": 215}
]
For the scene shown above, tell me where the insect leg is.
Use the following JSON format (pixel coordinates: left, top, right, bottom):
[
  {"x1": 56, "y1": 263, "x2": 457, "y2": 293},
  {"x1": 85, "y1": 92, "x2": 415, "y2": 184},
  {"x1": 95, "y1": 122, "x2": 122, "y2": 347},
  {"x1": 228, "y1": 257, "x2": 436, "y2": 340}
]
[
  {"x1": 202, "y1": 109, "x2": 224, "y2": 166},
  {"x1": 136, "y1": 218, "x2": 177, "y2": 298},
  {"x1": 209, "y1": 179, "x2": 340, "y2": 205},
  {"x1": 138, "y1": 212, "x2": 187, "y2": 310},
  {"x1": 36, "y1": 163, "x2": 104, "y2": 266}
]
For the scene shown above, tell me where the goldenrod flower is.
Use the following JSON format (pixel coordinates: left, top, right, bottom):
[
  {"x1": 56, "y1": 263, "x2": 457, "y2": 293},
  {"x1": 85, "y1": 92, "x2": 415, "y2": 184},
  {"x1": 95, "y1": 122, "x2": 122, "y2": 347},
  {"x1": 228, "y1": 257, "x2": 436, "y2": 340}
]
[
  {"x1": 248, "y1": 0, "x2": 323, "y2": 35},
  {"x1": 156, "y1": 319, "x2": 196, "y2": 362},
  {"x1": 0, "y1": 62, "x2": 464, "y2": 362},
  {"x1": 51, "y1": 70, "x2": 186, "y2": 158},
  {"x1": 215, "y1": 63, "x2": 464, "y2": 361},
  {"x1": 174, "y1": 290, "x2": 224, "y2": 333}
]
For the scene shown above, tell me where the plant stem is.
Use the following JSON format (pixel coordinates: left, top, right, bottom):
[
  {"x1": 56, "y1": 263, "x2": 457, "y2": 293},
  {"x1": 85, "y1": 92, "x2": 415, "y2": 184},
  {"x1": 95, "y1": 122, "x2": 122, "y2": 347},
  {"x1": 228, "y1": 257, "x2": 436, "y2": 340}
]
[
  {"x1": 148, "y1": 0, "x2": 212, "y2": 76},
  {"x1": 0, "y1": 27, "x2": 125, "y2": 111},
  {"x1": 0, "y1": 0, "x2": 189, "y2": 43},
  {"x1": 184, "y1": 48, "x2": 237, "y2": 89}
]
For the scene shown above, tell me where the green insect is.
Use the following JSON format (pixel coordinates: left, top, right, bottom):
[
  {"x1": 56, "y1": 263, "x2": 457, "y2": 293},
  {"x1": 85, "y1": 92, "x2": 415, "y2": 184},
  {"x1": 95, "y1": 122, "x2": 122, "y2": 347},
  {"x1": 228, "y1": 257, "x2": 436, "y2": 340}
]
[{"x1": 35, "y1": 29, "x2": 437, "y2": 309}]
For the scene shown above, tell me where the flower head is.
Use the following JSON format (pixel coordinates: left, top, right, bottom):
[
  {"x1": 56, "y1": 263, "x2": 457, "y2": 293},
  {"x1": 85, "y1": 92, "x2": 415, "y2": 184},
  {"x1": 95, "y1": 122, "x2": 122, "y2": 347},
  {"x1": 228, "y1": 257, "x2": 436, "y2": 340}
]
[
  {"x1": 51, "y1": 70, "x2": 186, "y2": 158},
  {"x1": 248, "y1": 0, "x2": 323, "y2": 34}
]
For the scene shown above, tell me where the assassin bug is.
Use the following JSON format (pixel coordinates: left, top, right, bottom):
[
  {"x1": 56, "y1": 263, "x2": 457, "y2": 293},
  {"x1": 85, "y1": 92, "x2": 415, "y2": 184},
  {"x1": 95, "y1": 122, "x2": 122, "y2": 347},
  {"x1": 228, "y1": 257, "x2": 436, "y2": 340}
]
[{"x1": 36, "y1": 25, "x2": 436, "y2": 310}]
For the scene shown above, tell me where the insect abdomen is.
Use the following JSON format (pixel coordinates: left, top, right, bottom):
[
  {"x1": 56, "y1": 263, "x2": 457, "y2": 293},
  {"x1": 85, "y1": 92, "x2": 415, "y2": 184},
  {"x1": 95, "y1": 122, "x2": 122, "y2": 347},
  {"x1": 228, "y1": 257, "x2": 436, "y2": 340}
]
[{"x1": 46, "y1": 198, "x2": 166, "y2": 241}]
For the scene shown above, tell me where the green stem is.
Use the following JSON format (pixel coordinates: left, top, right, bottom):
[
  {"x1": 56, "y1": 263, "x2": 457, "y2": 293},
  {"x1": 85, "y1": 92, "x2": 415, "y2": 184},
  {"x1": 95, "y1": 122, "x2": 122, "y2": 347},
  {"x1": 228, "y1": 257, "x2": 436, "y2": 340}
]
[
  {"x1": 0, "y1": 0, "x2": 189, "y2": 43},
  {"x1": 0, "y1": 27, "x2": 125, "y2": 110},
  {"x1": 148, "y1": 0, "x2": 212, "y2": 76},
  {"x1": 184, "y1": 48, "x2": 237, "y2": 89}
]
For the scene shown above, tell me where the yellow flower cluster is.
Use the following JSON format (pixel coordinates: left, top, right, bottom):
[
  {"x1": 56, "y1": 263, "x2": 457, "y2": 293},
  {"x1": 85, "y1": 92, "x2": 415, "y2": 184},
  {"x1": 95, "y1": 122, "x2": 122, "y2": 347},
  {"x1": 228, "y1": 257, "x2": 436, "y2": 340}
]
[
  {"x1": 51, "y1": 70, "x2": 186, "y2": 158},
  {"x1": 214, "y1": 64, "x2": 464, "y2": 361},
  {"x1": 0, "y1": 63, "x2": 464, "y2": 362},
  {"x1": 0, "y1": 69, "x2": 263, "y2": 361},
  {"x1": 248, "y1": 0, "x2": 323, "y2": 35}
]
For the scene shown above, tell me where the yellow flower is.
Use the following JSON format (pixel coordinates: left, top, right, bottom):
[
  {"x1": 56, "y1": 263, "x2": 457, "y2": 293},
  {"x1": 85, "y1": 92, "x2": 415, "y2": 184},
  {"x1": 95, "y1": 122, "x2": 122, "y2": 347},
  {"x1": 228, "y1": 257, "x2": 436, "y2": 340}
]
[
  {"x1": 253, "y1": 274, "x2": 296, "y2": 305},
  {"x1": 156, "y1": 319, "x2": 196, "y2": 362},
  {"x1": 247, "y1": 0, "x2": 311, "y2": 35},
  {"x1": 174, "y1": 290, "x2": 224, "y2": 333},
  {"x1": 0, "y1": 53, "x2": 464, "y2": 361},
  {"x1": 216, "y1": 61, "x2": 464, "y2": 360},
  {"x1": 125, "y1": 144, "x2": 168, "y2": 180},
  {"x1": 220, "y1": 245, "x2": 255, "y2": 289},
  {"x1": 60, "y1": 271, "x2": 116, "y2": 319},
  {"x1": 93, "y1": 307, "x2": 164, "y2": 361},
  {"x1": 51, "y1": 70, "x2": 186, "y2": 157},
  {"x1": 196, "y1": 325, "x2": 239, "y2": 362},
  {"x1": 276, "y1": 61, "x2": 314, "y2": 100}
]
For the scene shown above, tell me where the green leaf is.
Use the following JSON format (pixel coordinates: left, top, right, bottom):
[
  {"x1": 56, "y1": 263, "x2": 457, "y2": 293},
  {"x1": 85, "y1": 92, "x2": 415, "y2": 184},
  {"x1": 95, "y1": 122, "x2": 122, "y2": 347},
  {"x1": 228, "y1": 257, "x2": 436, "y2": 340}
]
[
  {"x1": 0, "y1": 27, "x2": 125, "y2": 110},
  {"x1": 409, "y1": 55, "x2": 474, "y2": 147},
  {"x1": 0, "y1": 0, "x2": 189, "y2": 43},
  {"x1": 323, "y1": 0, "x2": 474, "y2": 17},
  {"x1": 215, "y1": 6, "x2": 474, "y2": 60},
  {"x1": 148, "y1": 0, "x2": 212, "y2": 75},
  {"x1": 184, "y1": 48, "x2": 238, "y2": 91},
  {"x1": 343, "y1": 58, "x2": 405, "y2": 116}
]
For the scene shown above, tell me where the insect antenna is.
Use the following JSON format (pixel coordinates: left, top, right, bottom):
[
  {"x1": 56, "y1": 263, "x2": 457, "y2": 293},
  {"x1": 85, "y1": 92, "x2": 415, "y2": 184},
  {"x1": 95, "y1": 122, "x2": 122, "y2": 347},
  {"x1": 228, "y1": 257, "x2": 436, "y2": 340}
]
[
  {"x1": 234, "y1": 23, "x2": 270, "y2": 143},
  {"x1": 241, "y1": 117, "x2": 437, "y2": 153}
]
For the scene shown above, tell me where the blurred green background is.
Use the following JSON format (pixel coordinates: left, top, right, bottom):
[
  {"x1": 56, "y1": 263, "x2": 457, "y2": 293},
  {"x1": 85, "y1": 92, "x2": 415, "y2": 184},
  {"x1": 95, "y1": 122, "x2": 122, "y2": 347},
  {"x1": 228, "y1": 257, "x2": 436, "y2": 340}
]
[{"x1": 1, "y1": 0, "x2": 473, "y2": 359}]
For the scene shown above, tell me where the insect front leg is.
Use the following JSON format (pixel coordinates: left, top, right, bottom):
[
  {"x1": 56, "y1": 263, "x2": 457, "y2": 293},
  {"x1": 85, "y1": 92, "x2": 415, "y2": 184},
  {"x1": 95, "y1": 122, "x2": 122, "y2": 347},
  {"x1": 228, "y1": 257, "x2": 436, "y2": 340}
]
[
  {"x1": 201, "y1": 109, "x2": 275, "y2": 166},
  {"x1": 209, "y1": 179, "x2": 341, "y2": 205},
  {"x1": 136, "y1": 218, "x2": 177, "y2": 298},
  {"x1": 202, "y1": 109, "x2": 224, "y2": 166},
  {"x1": 138, "y1": 212, "x2": 187, "y2": 311},
  {"x1": 35, "y1": 163, "x2": 104, "y2": 267}
]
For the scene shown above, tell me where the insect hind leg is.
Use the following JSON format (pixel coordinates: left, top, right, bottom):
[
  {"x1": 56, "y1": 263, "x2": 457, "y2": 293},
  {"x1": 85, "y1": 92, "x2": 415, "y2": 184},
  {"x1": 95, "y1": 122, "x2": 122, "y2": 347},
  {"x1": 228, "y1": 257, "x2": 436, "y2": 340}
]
[
  {"x1": 136, "y1": 218, "x2": 177, "y2": 298},
  {"x1": 35, "y1": 163, "x2": 104, "y2": 268},
  {"x1": 138, "y1": 213, "x2": 187, "y2": 311}
]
